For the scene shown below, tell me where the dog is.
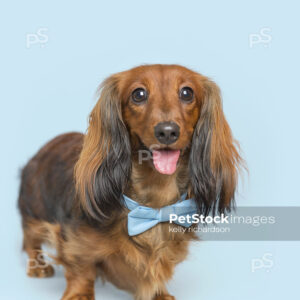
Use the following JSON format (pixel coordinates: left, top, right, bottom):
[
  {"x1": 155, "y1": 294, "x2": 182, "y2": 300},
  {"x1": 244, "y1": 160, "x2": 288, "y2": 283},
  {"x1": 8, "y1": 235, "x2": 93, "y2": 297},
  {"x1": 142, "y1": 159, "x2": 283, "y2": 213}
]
[{"x1": 18, "y1": 64, "x2": 242, "y2": 300}]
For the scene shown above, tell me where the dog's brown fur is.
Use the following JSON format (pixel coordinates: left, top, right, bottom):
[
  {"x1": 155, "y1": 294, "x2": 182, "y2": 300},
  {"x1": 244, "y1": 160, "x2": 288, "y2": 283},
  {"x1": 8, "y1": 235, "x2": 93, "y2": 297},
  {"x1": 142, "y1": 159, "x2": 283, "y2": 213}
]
[{"x1": 18, "y1": 65, "x2": 242, "y2": 300}]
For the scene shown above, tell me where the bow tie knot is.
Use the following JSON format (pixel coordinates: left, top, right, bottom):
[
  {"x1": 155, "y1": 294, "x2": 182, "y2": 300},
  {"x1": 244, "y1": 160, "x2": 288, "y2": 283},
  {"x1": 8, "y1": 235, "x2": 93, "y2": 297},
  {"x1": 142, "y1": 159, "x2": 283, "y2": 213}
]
[{"x1": 123, "y1": 193, "x2": 198, "y2": 236}]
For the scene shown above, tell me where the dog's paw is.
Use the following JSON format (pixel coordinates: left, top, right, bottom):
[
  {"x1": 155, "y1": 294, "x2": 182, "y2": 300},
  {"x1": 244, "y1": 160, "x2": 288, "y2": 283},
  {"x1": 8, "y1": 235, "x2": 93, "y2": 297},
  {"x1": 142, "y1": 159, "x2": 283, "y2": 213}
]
[
  {"x1": 27, "y1": 264, "x2": 55, "y2": 278},
  {"x1": 155, "y1": 295, "x2": 175, "y2": 300},
  {"x1": 67, "y1": 295, "x2": 95, "y2": 300}
]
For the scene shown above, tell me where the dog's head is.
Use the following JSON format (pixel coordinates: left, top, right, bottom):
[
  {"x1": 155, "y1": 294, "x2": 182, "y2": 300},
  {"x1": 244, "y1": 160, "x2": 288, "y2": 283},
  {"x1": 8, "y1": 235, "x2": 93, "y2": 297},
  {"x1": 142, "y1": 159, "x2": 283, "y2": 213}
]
[{"x1": 75, "y1": 65, "x2": 242, "y2": 222}]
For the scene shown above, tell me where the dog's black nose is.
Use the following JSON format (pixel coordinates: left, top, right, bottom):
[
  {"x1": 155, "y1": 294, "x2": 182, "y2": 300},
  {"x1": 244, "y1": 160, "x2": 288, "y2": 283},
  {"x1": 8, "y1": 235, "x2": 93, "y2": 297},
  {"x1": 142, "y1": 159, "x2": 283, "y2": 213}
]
[{"x1": 154, "y1": 122, "x2": 180, "y2": 145}]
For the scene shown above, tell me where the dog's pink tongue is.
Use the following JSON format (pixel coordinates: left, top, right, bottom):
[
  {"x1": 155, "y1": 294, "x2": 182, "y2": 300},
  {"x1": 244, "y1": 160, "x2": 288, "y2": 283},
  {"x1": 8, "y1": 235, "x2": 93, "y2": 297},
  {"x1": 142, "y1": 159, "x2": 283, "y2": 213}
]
[{"x1": 152, "y1": 150, "x2": 180, "y2": 175}]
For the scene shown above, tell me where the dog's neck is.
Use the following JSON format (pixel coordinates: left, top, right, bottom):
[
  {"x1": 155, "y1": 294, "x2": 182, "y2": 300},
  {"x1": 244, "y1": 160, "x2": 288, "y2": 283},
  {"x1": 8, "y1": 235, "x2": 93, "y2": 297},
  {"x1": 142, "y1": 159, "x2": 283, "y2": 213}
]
[{"x1": 125, "y1": 154, "x2": 190, "y2": 208}]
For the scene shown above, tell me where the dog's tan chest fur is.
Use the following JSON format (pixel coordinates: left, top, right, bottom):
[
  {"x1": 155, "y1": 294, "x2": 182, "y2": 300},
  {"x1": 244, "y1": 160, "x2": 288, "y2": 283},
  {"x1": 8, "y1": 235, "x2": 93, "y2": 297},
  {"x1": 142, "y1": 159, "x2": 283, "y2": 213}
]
[{"x1": 126, "y1": 158, "x2": 190, "y2": 208}]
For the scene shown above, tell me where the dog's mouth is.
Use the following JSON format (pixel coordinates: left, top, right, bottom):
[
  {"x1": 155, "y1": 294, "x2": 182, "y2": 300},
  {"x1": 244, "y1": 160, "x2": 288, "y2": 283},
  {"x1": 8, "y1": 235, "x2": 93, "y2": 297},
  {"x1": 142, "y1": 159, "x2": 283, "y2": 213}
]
[
  {"x1": 136, "y1": 137, "x2": 186, "y2": 175},
  {"x1": 152, "y1": 149, "x2": 181, "y2": 175}
]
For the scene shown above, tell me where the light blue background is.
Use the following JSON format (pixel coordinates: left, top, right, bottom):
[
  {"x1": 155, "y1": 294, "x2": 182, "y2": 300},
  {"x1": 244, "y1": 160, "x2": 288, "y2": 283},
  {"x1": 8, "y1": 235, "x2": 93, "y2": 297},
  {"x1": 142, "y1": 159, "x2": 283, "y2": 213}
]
[{"x1": 1, "y1": 0, "x2": 299, "y2": 299}]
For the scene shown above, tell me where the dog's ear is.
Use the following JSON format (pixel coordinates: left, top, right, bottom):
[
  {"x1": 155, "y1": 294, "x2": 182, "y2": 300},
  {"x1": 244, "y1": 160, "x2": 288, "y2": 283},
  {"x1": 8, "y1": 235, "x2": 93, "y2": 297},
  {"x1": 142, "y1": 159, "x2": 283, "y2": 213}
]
[
  {"x1": 189, "y1": 77, "x2": 242, "y2": 216},
  {"x1": 75, "y1": 75, "x2": 131, "y2": 223}
]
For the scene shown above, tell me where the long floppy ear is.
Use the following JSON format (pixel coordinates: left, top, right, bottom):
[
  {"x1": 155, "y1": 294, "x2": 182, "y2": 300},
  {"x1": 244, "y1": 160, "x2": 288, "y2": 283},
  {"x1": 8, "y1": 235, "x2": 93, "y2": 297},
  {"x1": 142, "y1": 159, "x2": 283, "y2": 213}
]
[
  {"x1": 74, "y1": 75, "x2": 131, "y2": 223},
  {"x1": 189, "y1": 77, "x2": 242, "y2": 216}
]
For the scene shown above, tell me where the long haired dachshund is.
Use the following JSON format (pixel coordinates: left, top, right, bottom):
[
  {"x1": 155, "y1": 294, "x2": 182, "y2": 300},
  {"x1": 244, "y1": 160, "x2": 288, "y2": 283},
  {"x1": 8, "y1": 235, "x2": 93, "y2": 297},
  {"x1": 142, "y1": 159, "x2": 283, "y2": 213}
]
[{"x1": 18, "y1": 64, "x2": 242, "y2": 300}]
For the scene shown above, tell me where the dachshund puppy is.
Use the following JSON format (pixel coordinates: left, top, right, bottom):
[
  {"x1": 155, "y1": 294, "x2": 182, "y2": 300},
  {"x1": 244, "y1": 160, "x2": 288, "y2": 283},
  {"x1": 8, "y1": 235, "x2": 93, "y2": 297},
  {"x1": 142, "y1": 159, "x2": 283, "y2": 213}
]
[{"x1": 18, "y1": 64, "x2": 242, "y2": 300}]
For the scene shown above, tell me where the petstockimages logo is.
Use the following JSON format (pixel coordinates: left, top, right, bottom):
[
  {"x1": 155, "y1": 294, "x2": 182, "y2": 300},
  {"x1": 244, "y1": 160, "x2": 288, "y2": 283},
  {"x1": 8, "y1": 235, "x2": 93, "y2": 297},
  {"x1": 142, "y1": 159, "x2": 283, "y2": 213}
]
[
  {"x1": 170, "y1": 214, "x2": 229, "y2": 225},
  {"x1": 169, "y1": 213, "x2": 275, "y2": 227},
  {"x1": 165, "y1": 207, "x2": 286, "y2": 240}
]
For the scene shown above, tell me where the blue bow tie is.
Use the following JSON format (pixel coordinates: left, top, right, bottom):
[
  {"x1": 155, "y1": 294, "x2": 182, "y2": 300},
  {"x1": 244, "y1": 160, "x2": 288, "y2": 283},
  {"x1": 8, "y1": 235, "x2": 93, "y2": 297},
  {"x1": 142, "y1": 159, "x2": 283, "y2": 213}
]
[{"x1": 123, "y1": 193, "x2": 198, "y2": 236}]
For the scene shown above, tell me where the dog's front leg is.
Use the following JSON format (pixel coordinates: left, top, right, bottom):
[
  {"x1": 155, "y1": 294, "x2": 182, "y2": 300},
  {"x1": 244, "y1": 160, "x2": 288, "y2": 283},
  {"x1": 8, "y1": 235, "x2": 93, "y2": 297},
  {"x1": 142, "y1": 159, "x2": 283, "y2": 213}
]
[{"x1": 61, "y1": 264, "x2": 96, "y2": 300}]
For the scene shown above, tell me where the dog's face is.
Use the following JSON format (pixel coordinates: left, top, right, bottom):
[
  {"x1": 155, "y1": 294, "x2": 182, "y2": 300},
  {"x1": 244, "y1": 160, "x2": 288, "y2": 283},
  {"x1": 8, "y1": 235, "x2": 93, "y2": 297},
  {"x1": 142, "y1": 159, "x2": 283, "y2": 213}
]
[
  {"x1": 75, "y1": 64, "x2": 242, "y2": 222},
  {"x1": 119, "y1": 65, "x2": 201, "y2": 175}
]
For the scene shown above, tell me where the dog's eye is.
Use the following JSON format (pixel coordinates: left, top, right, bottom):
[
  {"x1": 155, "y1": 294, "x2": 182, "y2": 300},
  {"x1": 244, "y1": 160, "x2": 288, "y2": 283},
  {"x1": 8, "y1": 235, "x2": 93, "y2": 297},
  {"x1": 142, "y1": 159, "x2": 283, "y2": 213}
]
[
  {"x1": 179, "y1": 87, "x2": 194, "y2": 102},
  {"x1": 131, "y1": 88, "x2": 148, "y2": 103}
]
